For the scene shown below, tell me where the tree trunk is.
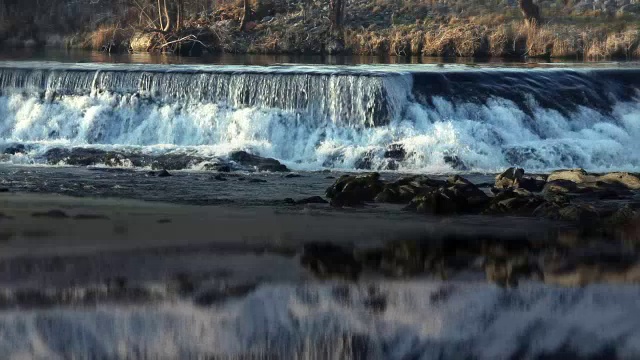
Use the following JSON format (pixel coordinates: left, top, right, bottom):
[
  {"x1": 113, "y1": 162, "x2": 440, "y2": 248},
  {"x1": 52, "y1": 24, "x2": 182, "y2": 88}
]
[
  {"x1": 329, "y1": 0, "x2": 345, "y2": 31},
  {"x1": 239, "y1": 0, "x2": 251, "y2": 31},
  {"x1": 161, "y1": 0, "x2": 182, "y2": 32},
  {"x1": 519, "y1": 0, "x2": 541, "y2": 26}
]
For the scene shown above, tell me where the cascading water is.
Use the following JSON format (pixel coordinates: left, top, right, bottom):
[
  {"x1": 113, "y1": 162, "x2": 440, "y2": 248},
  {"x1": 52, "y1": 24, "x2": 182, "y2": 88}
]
[{"x1": 1, "y1": 61, "x2": 639, "y2": 172}]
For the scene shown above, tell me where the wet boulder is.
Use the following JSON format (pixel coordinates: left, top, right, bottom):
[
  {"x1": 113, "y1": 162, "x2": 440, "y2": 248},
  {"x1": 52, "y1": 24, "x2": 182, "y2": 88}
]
[
  {"x1": 557, "y1": 204, "x2": 600, "y2": 225},
  {"x1": 3, "y1": 144, "x2": 26, "y2": 155},
  {"x1": 293, "y1": 196, "x2": 328, "y2": 205},
  {"x1": 229, "y1": 151, "x2": 289, "y2": 172},
  {"x1": 374, "y1": 175, "x2": 445, "y2": 204},
  {"x1": 383, "y1": 143, "x2": 406, "y2": 161},
  {"x1": 354, "y1": 151, "x2": 374, "y2": 170},
  {"x1": 42, "y1": 148, "x2": 144, "y2": 167},
  {"x1": 405, "y1": 175, "x2": 489, "y2": 215},
  {"x1": 543, "y1": 179, "x2": 580, "y2": 194},
  {"x1": 494, "y1": 167, "x2": 546, "y2": 192},
  {"x1": 151, "y1": 153, "x2": 208, "y2": 170},
  {"x1": 300, "y1": 242, "x2": 362, "y2": 280},
  {"x1": 157, "y1": 169, "x2": 172, "y2": 177},
  {"x1": 483, "y1": 189, "x2": 546, "y2": 216},
  {"x1": 443, "y1": 155, "x2": 469, "y2": 171},
  {"x1": 326, "y1": 173, "x2": 384, "y2": 207},
  {"x1": 603, "y1": 204, "x2": 637, "y2": 226},
  {"x1": 202, "y1": 161, "x2": 232, "y2": 172},
  {"x1": 495, "y1": 167, "x2": 525, "y2": 189}
]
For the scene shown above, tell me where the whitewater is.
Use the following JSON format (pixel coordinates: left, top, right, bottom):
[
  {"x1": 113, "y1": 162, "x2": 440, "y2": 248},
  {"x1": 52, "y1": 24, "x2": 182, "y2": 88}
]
[{"x1": 1, "y1": 61, "x2": 640, "y2": 173}]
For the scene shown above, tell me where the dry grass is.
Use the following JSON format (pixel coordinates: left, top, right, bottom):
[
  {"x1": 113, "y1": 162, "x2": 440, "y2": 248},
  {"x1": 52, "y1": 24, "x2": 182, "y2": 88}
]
[
  {"x1": 89, "y1": 25, "x2": 131, "y2": 50},
  {"x1": 7, "y1": 0, "x2": 640, "y2": 60}
]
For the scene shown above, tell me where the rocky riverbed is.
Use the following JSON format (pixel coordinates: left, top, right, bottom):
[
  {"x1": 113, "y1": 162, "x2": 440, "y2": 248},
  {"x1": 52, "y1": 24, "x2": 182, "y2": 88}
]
[{"x1": 0, "y1": 163, "x2": 638, "y2": 292}]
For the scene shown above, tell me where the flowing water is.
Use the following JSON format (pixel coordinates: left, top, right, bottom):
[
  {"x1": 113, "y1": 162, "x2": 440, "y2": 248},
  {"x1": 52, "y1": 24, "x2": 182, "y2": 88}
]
[
  {"x1": 1, "y1": 61, "x2": 640, "y2": 173},
  {"x1": 1, "y1": 56, "x2": 640, "y2": 359}
]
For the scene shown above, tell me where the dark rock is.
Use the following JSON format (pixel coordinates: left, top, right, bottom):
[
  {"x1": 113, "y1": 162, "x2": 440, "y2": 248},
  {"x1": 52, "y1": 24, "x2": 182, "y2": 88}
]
[
  {"x1": 151, "y1": 153, "x2": 208, "y2": 170},
  {"x1": 604, "y1": 204, "x2": 636, "y2": 226},
  {"x1": 3, "y1": 144, "x2": 26, "y2": 155},
  {"x1": 301, "y1": 242, "x2": 362, "y2": 280},
  {"x1": 0, "y1": 188, "x2": 9, "y2": 193},
  {"x1": 495, "y1": 167, "x2": 546, "y2": 192},
  {"x1": 230, "y1": 151, "x2": 289, "y2": 172},
  {"x1": 383, "y1": 144, "x2": 406, "y2": 160},
  {"x1": 248, "y1": 178, "x2": 267, "y2": 183},
  {"x1": 284, "y1": 173, "x2": 302, "y2": 178},
  {"x1": 326, "y1": 173, "x2": 384, "y2": 207},
  {"x1": 32, "y1": 210, "x2": 69, "y2": 219},
  {"x1": 532, "y1": 201, "x2": 563, "y2": 219},
  {"x1": 354, "y1": 152, "x2": 374, "y2": 170},
  {"x1": 495, "y1": 167, "x2": 525, "y2": 189},
  {"x1": 483, "y1": 189, "x2": 546, "y2": 216},
  {"x1": 203, "y1": 162, "x2": 231, "y2": 172},
  {"x1": 515, "y1": 175, "x2": 547, "y2": 192},
  {"x1": 42, "y1": 147, "x2": 211, "y2": 170},
  {"x1": 381, "y1": 159, "x2": 399, "y2": 171},
  {"x1": 558, "y1": 204, "x2": 599, "y2": 225},
  {"x1": 157, "y1": 169, "x2": 172, "y2": 177},
  {"x1": 283, "y1": 198, "x2": 296, "y2": 205},
  {"x1": 325, "y1": 176, "x2": 336, "y2": 179},
  {"x1": 405, "y1": 175, "x2": 489, "y2": 215},
  {"x1": 43, "y1": 148, "x2": 140, "y2": 167},
  {"x1": 443, "y1": 155, "x2": 468, "y2": 171},
  {"x1": 375, "y1": 175, "x2": 446, "y2": 204},
  {"x1": 213, "y1": 174, "x2": 227, "y2": 181},
  {"x1": 295, "y1": 196, "x2": 328, "y2": 205}
]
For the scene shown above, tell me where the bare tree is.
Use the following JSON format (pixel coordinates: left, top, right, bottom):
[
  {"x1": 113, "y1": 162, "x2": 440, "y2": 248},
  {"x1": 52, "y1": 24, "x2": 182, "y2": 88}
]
[
  {"x1": 157, "y1": 0, "x2": 183, "y2": 32},
  {"x1": 239, "y1": 0, "x2": 251, "y2": 31},
  {"x1": 519, "y1": 0, "x2": 541, "y2": 26},
  {"x1": 329, "y1": 0, "x2": 345, "y2": 31}
]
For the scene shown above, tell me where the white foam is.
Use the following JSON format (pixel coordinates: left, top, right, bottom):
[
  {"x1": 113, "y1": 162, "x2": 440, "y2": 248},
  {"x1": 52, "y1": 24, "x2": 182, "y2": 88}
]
[
  {"x1": 0, "y1": 282, "x2": 638, "y2": 359},
  {"x1": 1, "y1": 66, "x2": 640, "y2": 173}
]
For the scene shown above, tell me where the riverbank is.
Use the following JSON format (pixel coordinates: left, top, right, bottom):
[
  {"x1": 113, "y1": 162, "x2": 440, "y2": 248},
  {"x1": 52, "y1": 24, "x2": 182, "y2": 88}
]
[{"x1": 3, "y1": 0, "x2": 640, "y2": 60}]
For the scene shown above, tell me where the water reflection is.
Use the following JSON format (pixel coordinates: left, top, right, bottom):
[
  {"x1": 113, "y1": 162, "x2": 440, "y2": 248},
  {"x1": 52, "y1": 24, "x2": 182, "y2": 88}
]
[{"x1": 0, "y1": 48, "x2": 598, "y2": 66}]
